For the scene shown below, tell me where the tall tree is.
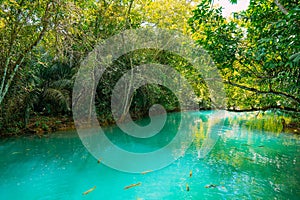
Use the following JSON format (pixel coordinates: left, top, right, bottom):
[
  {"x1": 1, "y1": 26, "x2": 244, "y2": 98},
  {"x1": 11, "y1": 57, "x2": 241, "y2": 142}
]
[{"x1": 0, "y1": 0, "x2": 57, "y2": 105}]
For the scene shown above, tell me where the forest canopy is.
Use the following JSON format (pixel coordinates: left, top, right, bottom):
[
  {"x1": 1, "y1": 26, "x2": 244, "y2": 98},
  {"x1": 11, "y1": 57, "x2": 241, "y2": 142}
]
[{"x1": 0, "y1": 0, "x2": 299, "y2": 135}]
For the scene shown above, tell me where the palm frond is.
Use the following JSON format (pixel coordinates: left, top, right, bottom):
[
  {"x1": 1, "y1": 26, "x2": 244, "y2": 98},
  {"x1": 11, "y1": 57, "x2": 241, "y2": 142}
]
[
  {"x1": 43, "y1": 88, "x2": 70, "y2": 111},
  {"x1": 50, "y1": 79, "x2": 74, "y2": 90}
]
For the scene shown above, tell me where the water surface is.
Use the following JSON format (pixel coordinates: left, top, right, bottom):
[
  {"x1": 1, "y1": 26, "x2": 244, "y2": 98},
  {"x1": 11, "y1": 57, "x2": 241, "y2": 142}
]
[{"x1": 0, "y1": 111, "x2": 299, "y2": 199}]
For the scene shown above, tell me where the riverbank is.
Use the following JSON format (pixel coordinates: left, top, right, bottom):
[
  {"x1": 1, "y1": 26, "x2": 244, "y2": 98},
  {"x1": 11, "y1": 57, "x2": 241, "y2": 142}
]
[
  {"x1": 1, "y1": 110, "x2": 299, "y2": 137},
  {"x1": 0, "y1": 115, "x2": 75, "y2": 138}
]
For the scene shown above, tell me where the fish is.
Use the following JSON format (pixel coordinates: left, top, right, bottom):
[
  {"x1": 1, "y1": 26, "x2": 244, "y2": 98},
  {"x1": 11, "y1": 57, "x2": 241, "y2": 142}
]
[
  {"x1": 244, "y1": 157, "x2": 254, "y2": 162},
  {"x1": 186, "y1": 183, "x2": 190, "y2": 191},
  {"x1": 189, "y1": 170, "x2": 192, "y2": 177},
  {"x1": 141, "y1": 170, "x2": 152, "y2": 175},
  {"x1": 97, "y1": 159, "x2": 101, "y2": 164},
  {"x1": 124, "y1": 182, "x2": 141, "y2": 190},
  {"x1": 82, "y1": 186, "x2": 96, "y2": 195},
  {"x1": 205, "y1": 184, "x2": 217, "y2": 188},
  {"x1": 242, "y1": 143, "x2": 250, "y2": 146}
]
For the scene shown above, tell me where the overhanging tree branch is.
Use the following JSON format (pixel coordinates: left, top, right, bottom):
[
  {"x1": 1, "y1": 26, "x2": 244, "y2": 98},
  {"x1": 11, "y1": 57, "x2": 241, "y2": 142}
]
[{"x1": 224, "y1": 80, "x2": 300, "y2": 104}]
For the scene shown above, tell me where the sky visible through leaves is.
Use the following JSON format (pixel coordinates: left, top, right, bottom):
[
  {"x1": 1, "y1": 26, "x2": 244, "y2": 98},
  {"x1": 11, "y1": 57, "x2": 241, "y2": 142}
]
[{"x1": 215, "y1": 0, "x2": 250, "y2": 17}]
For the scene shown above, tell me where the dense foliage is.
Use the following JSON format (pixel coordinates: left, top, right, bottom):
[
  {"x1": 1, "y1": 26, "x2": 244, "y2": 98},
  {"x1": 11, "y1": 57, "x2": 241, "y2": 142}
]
[
  {"x1": 189, "y1": 0, "x2": 300, "y2": 111},
  {"x1": 0, "y1": 0, "x2": 299, "y2": 135}
]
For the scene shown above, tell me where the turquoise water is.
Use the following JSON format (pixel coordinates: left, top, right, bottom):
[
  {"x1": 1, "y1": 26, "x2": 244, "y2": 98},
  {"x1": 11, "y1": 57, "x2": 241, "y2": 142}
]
[{"x1": 0, "y1": 111, "x2": 299, "y2": 199}]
